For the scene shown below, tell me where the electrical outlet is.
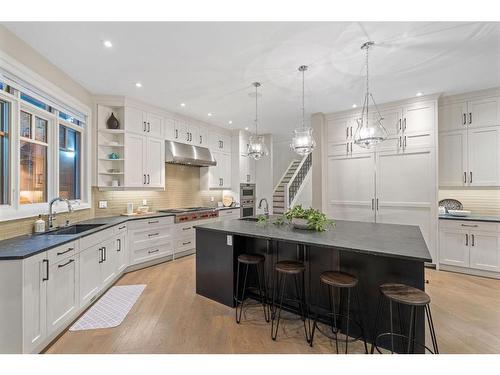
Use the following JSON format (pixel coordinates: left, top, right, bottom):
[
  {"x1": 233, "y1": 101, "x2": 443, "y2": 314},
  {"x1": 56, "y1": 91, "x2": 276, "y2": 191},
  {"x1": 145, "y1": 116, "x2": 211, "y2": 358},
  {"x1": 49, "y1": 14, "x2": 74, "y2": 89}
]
[
  {"x1": 98, "y1": 200, "x2": 107, "y2": 209},
  {"x1": 142, "y1": 199, "x2": 147, "y2": 206}
]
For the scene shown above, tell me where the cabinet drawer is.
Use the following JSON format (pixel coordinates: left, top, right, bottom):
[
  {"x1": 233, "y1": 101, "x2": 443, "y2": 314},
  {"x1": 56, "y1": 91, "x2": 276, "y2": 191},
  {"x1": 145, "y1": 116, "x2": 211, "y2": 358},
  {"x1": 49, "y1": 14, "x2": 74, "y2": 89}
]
[
  {"x1": 48, "y1": 241, "x2": 78, "y2": 263},
  {"x1": 176, "y1": 238, "x2": 195, "y2": 253},
  {"x1": 114, "y1": 223, "x2": 128, "y2": 235},
  {"x1": 127, "y1": 216, "x2": 175, "y2": 230},
  {"x1": 130, "y1": 226, "x2": 174, "y2": 251},
  {"x1": 80, "y1": 228, "x2": 114, "y2": 249},
  {"x1": 175, "y1": 223, "x2": 195, "y2": 238},
  {"x1": 131, "y1": 242, "x2": 173, "y2": 264},
  {"x1": 439, "y1": 219, "x2": 498, "y2": 232},
  {"x1": 219, "y1": 209, "x2": 239, "y2": 218}
]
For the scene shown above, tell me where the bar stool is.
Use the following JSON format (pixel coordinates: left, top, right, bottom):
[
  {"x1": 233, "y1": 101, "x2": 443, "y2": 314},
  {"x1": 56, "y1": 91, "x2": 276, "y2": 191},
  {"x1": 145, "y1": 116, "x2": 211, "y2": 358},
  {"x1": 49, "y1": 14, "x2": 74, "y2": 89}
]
[
  {"x1": 271, "y1": 260, "x2": 310, "y2": 342},
  {"x1": 234, "y1": 253, "x2": 270, "y2": 324},
  {"x1": 309, "y1": 271, "x2": 368, "y2": 354},
  {"x1": 371, "y1": 283, "x2": 439, "y2": 354}
]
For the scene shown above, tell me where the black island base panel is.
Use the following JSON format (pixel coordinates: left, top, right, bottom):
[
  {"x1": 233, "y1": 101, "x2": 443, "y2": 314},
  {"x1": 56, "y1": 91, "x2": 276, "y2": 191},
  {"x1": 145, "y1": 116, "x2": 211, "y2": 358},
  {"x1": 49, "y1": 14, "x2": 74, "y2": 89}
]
[{"x1": 195, "y1": 219, "x2": 431, "y2": 353}]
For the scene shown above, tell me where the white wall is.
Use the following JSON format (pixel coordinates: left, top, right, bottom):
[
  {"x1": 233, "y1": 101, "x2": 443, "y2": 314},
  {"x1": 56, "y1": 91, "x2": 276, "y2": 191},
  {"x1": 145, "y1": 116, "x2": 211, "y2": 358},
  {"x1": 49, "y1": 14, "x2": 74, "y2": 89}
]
[
  {"x1": 255, "y1": 134, "x2": 273, "y2": 215},
  {"x1": 272, "y1": 137, "x2": 300, "y2": 187},
  {"x1": 293, "y1": 170, "x2": 312, "y2": 208}
]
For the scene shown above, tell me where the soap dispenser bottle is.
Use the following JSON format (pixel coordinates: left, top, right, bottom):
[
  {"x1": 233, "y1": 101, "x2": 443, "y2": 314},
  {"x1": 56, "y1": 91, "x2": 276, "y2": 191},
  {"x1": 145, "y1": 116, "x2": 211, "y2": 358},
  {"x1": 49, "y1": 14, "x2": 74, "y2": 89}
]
[{"x1": 34, "y1": 215, "x2": 46, "y2": 233}]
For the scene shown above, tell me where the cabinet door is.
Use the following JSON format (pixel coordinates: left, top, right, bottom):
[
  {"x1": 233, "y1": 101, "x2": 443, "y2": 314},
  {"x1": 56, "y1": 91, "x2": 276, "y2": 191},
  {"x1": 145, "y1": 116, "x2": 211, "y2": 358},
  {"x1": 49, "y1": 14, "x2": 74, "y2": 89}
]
[
  {"x1": 468, "y1": 97, "x2": 500, "y2": 128},
  {"x1": 101, "y1": 239, "x2": 118, "y2": 287},
  {"x1": 79, "y1": 245, "x2": 101, "y2": 306},
  {"x1": 439, "y1": 102, "x2": 467, "y2": 132},
  {"x1": 379, "y1": 108, "x2": 403, "y2": 138},
  {"x1": 469, "y1": 232, "x2": 500, "y2": 272},
  {"x1": 326, "y1": 154, "x2": 375, "y2": 222},
  {"x1": 125, "y1": 107, "x2": 146, "y2": 134},
  {"x1": 220, "y1": 152, "x2": 232, "y2": 189},
  {"x1": 186, "y1": 124, "x2": 198, "y2": 145},
  {"x1": 326, "y1": 116, "x2": 356, "y2": 143},
  {"x1": 220, "y1": 134, "x2": 231, "y2": 153},
  {"x1": 46, "y1": 256, "x2": 78, "y2": 335},
  {"x1": 173, "y1": 120, "x2": 187, "y2": 143},
  {"x1": 197, "y1": 126, "x2": 208, "y2": 147},
  {"x1": 164, "y1": 118, "x2": 175, "y2": 141},
  {"x1": 403, "y1": 101, "x2": 435, "y2": 135},
  {"x1": 116, "y1": 233, "x2": 128, "y2": 273},
  {"x1": 439, "y1": 130, "x2": 468, "y2": 186},
  {"x1": 210, "y1": 133, "x2": 225, "y2": 151},
  {"x1": 248, "y1": 156, "x2": 256, "y2": 183},
  {"x1": 209, "y1": 151, "x2": 221, "y2": 188},
  {"x1": 146, "y1": 137, "x2": 164, "y2": 187},
  {"x1": 439, "y1": 229, "x2": 469, "y2": 267},
  {"x1": 124, "y1": 133, "x2": 146, "y2": 187},
  {"x1": 239, "y1": 154, "x2": 250, "y2": 183},
  {"x1": 22, "y1": 252, "x2": 47, "y2": 353},
  {"x1": 146, "y1": 113, "x2": 163, "y2": 138},
  {"x1": 468, "y1": 126, "x2": 500, "y2": 186}
]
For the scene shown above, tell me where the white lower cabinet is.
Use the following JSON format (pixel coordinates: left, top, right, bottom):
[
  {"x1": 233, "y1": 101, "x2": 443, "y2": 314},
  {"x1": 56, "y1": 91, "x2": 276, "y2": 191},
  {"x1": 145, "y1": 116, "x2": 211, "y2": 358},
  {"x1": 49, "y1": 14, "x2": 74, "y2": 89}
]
[
  {"x1": 78, "y1": 244, "x2": 102, "y2": 306},
  {"x1": 46, "y1": 256, "x2": 79, "y2": 335},
  {"x1": 129, "y1": 216, "x2": 175, "y2": 265},
  {"x1": 439, "y1": 220, "x2": 500, "y2": 276}
]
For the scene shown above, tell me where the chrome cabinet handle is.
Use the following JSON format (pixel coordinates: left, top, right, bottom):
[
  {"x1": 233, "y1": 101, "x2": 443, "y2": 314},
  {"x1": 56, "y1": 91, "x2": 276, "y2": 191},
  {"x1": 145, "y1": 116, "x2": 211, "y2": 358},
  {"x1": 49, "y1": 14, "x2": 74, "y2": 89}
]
[
  {"x1": 57, "y1": 247, "x2": 73, "y2": 256},
  {"x1": 147, "y1": 174, "x2": 150, "y2": 184},
  {"x1": 148, "y1": 220, "x2": 159, "y2": 224},
  {"x1": 175, "y1": 129, "x2": 178, "y2": 139},
  {"x1": 143, "y1": 174, "x2": 146, "y2": 184},
  {"x1": 117, "y1": 238, "x2": 121, "y2": 252},
  {"x1": 42, "y1": 259, "x2": 49, "y2": 281},
  {"x1": 371, "y1": 198, "x2": 374, "y2": 210},
  {"x1": 148, "y1": 232, "x2": 160, "y2": 237},
  {"x1": 346, "y1": 127, "x2": 349, "y2": 139},
  {"x1": 403, "y1": 118, "x2": 407, "y2": 131},
  {"x1": 470, "y1": 171, "x2": 472, "y2": 183},
  {"x1": 461, "y1": 224, "x2": 478, "y2": 228},
  {"x1": 148, "y1": 249, "x2": 159, "y2": 254},
  {"x1": 399, "y1": 118, "x2": 402, "y2": 131},
  {"x1": 350, "y1": 142, "x2": 353, "y2": 153},
  {"x1": 118, "y1": 225, "x2": 126, "y2": 230},
  {"x1": 471, "y1": 234, "x2": 475, "y2": 247},
  {"x1": 399, "y1": 136, "x2": 402, "y2": 148},
  {"x1": 58, "y1": 259, "x2": 74, "y2": 268},
  {"x1": 200, "y1": 135, "x2": 202, "y2": 144},
  {"x1": 465, "y1": 233, "x2": 468, "y2": 246},
  {"x1": 469, "y1": 112, "x2": 472, "y2": 124},
  {"x1": 98, "y1": 247, "x2": 104, "y2": 263},
  {"x1": 376, "y1": 198, "x2": 379, "y2": 211},
  {"x1": 103, "y1": 246, "x2": 107, "y2": 262},
  {"x1": 404, "y1": 136, "x2": 407, "y2": 149},
  {"x1": 143, "y1": 121, "x2": 147, "y2": 132},
  {"x1": 463, "y1": 113, "x2": 467, "y2": 125},
  {"x1": 182, "y1": 227, "x2": 192, "y2": 231},
  {"x1": 464, "y1": 172, "x2": 467, "y2": 183},
  {"x1": 182, "y1": 241, "x2": 192, "y2": 246}
]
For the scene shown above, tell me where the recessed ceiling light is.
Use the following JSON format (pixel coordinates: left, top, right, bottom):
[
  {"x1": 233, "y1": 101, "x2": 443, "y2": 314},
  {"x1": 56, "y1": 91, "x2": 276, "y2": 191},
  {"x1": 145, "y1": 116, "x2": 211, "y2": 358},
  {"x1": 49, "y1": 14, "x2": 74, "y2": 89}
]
[
  {"x1": 228, "y1": 120, "x2": 233, "y2": 125},
  {"x1": 244, "y1": 127, "x2": 249, "y2": 131},
  {"x1": 135, "y1": 82, "x2": 142, "y2": 88},
  {"x1": 103, "y1": 40, "x2": 113, "y2": 48},
  {"x1": 180, "y1": 103, "x2": 186, "y2": 107},
  {"x1": 207, "y1": 113, "x2": 212, "y2": 117},
  {"x1": 416, "y1": 92, "x2": 423, "y2": 97},
  {"x1": 352, "y1": 104, "x2": 357, "y2": 108}
]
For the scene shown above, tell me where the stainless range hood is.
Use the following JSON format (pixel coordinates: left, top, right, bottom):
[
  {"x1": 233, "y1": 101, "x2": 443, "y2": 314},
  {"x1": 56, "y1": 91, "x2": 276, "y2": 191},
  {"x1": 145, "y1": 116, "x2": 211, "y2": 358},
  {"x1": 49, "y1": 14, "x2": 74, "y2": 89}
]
[{"x1": 165, "y1": 140, "x2": 216, "y2": 167}]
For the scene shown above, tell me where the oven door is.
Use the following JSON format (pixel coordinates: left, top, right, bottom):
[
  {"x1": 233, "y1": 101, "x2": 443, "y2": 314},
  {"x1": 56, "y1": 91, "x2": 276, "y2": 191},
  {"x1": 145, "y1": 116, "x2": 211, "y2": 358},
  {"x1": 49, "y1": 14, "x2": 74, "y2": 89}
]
[
  {"x1": 240, "y1": 188, "x2": 255, "y2": 197},
  {"x1": 240, "y1": 206, "x2": 254, "y2": 218}
]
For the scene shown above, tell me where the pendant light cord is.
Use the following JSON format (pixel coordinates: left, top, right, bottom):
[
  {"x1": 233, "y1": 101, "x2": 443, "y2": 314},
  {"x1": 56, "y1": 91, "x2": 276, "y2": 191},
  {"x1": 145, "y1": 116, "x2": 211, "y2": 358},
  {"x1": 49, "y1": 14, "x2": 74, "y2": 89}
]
[
  {"x1": 255, "y1": 83, "x2": 258, "y2": 136},
  {"x1": 302, "y1": 67, "x2": 305, "y2": 130},
  {"x1": 364, "y1": 43, "x2": 370, "y2": 122}
]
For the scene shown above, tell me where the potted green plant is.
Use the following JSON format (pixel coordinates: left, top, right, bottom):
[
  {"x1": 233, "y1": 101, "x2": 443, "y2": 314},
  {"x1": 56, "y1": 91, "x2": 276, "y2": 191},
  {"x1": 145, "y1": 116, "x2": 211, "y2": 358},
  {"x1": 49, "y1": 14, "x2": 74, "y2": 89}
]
[{"x1": 255, "y1": 205, "x2": 334, "y2": 232}]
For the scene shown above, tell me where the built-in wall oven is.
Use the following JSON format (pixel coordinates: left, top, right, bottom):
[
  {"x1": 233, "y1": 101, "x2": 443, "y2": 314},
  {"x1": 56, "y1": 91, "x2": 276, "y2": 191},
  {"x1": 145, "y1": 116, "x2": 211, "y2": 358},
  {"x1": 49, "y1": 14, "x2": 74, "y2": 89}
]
[{"x1": 240, "y1": 183, "x2": 256, "y2": 218}]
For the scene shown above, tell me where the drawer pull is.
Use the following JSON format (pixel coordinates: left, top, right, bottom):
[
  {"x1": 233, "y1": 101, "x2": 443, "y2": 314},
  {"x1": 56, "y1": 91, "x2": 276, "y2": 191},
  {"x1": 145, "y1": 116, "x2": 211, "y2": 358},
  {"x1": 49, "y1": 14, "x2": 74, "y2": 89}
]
[
  {"x1": 118, "y1": 225, "x2": 126, "y2": 230},
  {"x1": 182, "y1": 227, "x2": 192, "y2": 231},
  {"x1": 148, "y1": 232, "x2": 160, "y2": 237},
  {"x1": 58, "y1": 259, "x2": 75, "y2": 268},
  {"x1": 148, "y1": 220, "x2": 159, "y2": 224},
  {"x1": 461, "y1": 224, "x2": 478, "y2": 228},
  {"x1": 465, "y1": 233, "x2": 468, "y2": 246},
  {"x1": 148, "y1": 249, "x2": 160, "y2": 254},
  {"x1": 182, "y1": 241, "x2": 192, "y2": 246},
  {"x1": 56, "y1": 247, "x2": 73, "y2": 256},
  {"x1": 42, "y1": 259, "x2": 49, "y2": 281},
  {"x1": 471, "y1": 234, "x2": 475, "y2": 247}
]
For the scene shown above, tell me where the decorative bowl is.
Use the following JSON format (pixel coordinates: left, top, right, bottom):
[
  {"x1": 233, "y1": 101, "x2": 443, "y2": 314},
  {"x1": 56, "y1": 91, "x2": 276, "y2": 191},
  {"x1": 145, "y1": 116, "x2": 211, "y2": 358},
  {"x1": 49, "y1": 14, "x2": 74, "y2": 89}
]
[{"x1": 291, "y1": 218, "x2": 310, "y2": 230}]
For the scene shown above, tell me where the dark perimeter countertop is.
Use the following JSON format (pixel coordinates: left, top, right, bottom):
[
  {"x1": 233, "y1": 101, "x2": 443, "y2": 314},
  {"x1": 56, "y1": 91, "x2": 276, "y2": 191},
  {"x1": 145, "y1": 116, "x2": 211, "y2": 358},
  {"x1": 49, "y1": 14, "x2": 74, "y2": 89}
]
[
  {"x1": 0, "y1": 212, "x2": 175, "y2": 260},
  {"x1": 439, "y1": 214, "x2": 500, "y2": 223},
  {"x1": 195, "y1": 219, "x2": 432, "y2": 262}
]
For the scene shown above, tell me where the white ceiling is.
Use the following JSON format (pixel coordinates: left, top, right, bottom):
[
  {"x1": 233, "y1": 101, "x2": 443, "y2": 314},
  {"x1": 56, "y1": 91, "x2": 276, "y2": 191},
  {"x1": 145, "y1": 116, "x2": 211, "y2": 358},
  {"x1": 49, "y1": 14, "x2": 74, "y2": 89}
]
[{"x1": 3, "y1": 22, "x2": 500, "y2": 137}]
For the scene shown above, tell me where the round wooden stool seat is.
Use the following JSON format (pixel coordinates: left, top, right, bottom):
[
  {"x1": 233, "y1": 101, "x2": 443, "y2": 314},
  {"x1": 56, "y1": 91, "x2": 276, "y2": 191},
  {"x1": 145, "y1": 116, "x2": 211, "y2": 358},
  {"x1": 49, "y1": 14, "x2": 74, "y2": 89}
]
[
  {"x1": 275, "y1": 260, "x2": 305, "y2": 274},
  {"x1": 380, "y1": 283, "x2": 430, "y2": 306},
  {"x1": 320, "y1": 271, "x2": 358, "y2": 288},
  {"x1": 237, "y1": 253, "x2": 265, "y2": 264}
]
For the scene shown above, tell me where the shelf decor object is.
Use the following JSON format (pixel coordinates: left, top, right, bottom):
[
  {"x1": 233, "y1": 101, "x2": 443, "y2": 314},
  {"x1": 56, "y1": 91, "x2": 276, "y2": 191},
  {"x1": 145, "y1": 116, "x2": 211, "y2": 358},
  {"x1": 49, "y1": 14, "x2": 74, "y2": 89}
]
[
  {"x1": 353, "y1": 41, "x2": 388, "y2": 148},
  {"x1": 106, "y1": 112, "x2": 120, "y2": 129},
  {"x1": 291, "y1": 65, "x2": 316, "y2": 156},
  {"x1": 247, "y1": 82, "x2": 269, "y2": 160}
]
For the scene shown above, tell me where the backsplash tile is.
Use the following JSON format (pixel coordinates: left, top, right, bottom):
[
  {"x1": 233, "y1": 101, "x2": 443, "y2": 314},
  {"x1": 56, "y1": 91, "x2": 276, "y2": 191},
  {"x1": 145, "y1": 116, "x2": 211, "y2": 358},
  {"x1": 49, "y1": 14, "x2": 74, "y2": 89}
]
[{"x1": 439, "y1": 189, "x2": 500, "y2": 215}]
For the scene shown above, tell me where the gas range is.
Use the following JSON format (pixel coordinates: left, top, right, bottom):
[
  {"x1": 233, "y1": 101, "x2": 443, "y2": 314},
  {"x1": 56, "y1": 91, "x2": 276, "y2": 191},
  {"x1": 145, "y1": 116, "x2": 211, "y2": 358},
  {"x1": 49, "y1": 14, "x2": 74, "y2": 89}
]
[{"x1": 158, "y1": 206, "x2": 218, "y2": 223}]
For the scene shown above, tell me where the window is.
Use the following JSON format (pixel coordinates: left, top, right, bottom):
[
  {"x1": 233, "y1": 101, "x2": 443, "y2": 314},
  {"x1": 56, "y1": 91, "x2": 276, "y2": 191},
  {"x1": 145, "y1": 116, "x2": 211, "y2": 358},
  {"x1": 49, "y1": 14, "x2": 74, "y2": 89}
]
[
  {"x1": 20, "y1": 92, "x2": 52, "y2": 112},
  {"x1": 0, "y1": 99, "x2": 9, "y2": 205},
  {"x1": 59, "y1": 124, "x2": 81, "y2": 200},
  {"x1": 59, "y1": 111, "x2": 84, "y2": 127},
  {"x1": 19, "y1": 110, "x2": 49, "y2": 205}
]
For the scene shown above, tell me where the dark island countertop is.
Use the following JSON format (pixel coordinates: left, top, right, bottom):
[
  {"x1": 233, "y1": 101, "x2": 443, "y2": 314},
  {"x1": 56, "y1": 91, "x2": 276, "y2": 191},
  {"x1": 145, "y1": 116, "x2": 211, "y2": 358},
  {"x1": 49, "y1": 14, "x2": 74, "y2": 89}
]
[
  {"x1": 439, "y1": 214, "x2": 500, "y2": 223},
  {"x1": 0, "y1": 212, "x2": 175, "y2": 260},
  {"x1": 195, "y1": 219, "x2": 432, "y2": 262}
]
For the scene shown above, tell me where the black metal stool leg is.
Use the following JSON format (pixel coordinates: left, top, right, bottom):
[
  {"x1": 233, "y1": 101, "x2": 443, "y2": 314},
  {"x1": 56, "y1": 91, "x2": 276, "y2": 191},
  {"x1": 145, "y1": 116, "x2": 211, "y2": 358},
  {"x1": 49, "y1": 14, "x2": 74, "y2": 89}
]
[
  {"x1": 355, "y1": 287, "x2": 369, "y2": 354},
  {"x1": 256, "y1": 263, "x2": 269, "y2": 323},
  {"x1": 332, "y1": 286, "x2": 340, "y2": 354},
  {"x1": 271, "y1": 273, "x2": 286, "y2": 341},
  {"x1": 425, "y1": 305, "x2": 439, "y2": 354},
  {"x1": 293, "y1": 273, "x2": 309, "y2": 342},
  {"x1": 235, "y1": 261, "x2": 241, "y2": 323},
  {"x1": 345, "y1": 288, "x2": 350, "y2": 354},
  {"x1": 236, "y1": 263, "x2": 249, "y2": 324},
  {"x1": 370, "y1": 294, "x2": 383, "y2": 354},
  {"x1": 407, "y1": 306, "x2": 416, "y2": 354}
]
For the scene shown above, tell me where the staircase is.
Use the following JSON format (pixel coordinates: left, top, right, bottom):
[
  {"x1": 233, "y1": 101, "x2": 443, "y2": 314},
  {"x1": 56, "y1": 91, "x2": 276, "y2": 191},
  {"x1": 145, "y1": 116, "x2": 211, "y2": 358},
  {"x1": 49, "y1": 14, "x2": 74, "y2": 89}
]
[{"x1": 272, "y1": 153, "x2": 312, "y2": 214}]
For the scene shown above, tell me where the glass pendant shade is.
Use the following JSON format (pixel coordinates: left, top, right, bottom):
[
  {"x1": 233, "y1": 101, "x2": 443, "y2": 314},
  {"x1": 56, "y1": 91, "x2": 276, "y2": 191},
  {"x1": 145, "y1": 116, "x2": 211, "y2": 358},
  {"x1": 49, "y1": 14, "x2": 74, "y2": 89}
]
[
  {"x1": 247, "y1": 135, "x2": 268, "y2": 160},
  {"x1": 290, "y1": 128, "x2": 316, "y2": 156}
]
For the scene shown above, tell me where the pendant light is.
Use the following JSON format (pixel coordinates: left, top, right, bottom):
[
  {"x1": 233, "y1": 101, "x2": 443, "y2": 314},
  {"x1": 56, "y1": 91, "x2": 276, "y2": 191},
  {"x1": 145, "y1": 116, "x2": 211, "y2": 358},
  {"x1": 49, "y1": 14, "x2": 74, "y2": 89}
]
[
  {"x1": 247, "y1": 82, "x2": 268, "y2": 160},
  {"x1": 353, "y1": 41, "x2": 388, "y2": 149},
  {"x1": 290, "y1": 65, "x2": 316, "y2": 156}
]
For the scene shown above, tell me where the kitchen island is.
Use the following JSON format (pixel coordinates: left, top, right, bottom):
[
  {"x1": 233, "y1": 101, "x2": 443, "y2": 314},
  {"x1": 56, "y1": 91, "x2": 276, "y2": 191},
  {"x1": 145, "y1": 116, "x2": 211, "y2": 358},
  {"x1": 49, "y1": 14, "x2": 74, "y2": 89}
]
[{"x1": 195, "y1": 217, "x2": 432, "y2": 353}]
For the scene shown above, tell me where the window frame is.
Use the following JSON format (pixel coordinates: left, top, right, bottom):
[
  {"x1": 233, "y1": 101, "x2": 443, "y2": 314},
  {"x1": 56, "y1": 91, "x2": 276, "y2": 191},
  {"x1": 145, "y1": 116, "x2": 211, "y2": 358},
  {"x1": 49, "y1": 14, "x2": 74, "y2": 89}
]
[
  {"x1": 0, "y1": 61, "x2": 91, "y2": 222},
  {"x1": 0, "y1": 93, "x2": 12, "y2": 206}
]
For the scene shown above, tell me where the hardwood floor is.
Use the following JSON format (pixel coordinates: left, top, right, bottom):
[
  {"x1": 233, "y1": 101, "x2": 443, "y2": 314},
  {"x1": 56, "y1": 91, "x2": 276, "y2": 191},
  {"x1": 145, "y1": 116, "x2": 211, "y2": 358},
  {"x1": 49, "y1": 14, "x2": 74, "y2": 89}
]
[{"x1": 46, "y1": 255, "x2": 500, "y2": 354}]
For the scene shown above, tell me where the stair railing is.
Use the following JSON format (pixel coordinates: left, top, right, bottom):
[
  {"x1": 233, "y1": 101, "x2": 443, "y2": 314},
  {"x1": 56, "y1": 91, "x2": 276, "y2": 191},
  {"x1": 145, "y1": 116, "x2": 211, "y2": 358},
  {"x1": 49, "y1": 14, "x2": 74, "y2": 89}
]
[
  {"x1": 283, "y1": 153, "x2": 312, "y2": 209},
  {"x1": 273, "y1": 159, "x2": 300, "y2": 193}
]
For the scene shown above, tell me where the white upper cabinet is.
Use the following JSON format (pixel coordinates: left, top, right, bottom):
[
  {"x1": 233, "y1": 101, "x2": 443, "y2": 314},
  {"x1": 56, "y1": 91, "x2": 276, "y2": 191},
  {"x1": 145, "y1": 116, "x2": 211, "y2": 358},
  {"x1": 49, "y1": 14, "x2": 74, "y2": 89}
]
[
  {"x1": 379, "y1": 108, "x2": 403, "y2": 138},
  {"x1": 402, "y1": 101, "x2": 435, "y2": 135},
  {"x1": 467, "y1": 97, "x2": 500, "y2": 128},
  {"x1": 164, "y1": 118, "x2": 175, "y2": 141},
  {"x1": 197, "y1": 126, "x2": 208, "y2": 147},
  {"x1": 145, "y1": 137, "x2": 165, "y2": 188},
  {"x1": 210, "y1": 133, "x2": 231, "y2": 153},
  {"x1": 124, "y1": 133, "x2": 147, "y2": 188},
  {"x1": 468, "y1": 126, "x2": 500, "y2": 186},
  {"x1": 439, "y1": 102, "x2": 468, "y2": 132},
  {"x1": 327, "y1": 116, "x2": 357, "y2": 144},
  {"x1": 146, "y1": 112, "x2": 163, "y2": 138},
  {"x1": 171, "y1": 118, "x2": 200, "y2": 145},
  {"x1": 439, "y1": 130, "x2": 468, "y2": 186},
  {"x1": 126, "y1": 107, "x2": 163, "y2": 137}
]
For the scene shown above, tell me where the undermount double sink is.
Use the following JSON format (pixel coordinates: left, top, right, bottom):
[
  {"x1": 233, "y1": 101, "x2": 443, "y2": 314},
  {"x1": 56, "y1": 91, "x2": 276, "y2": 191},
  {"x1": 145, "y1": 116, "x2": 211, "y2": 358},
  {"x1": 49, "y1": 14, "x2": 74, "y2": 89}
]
[{"x1": 42, "y1": 223, "x2": 105, "y2": 235}]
